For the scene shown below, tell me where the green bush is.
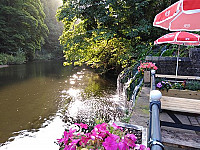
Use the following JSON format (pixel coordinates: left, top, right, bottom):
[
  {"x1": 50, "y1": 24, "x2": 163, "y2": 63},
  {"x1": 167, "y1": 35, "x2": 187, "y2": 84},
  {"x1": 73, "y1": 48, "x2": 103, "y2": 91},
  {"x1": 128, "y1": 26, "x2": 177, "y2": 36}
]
[
  {"x1": 0, "y1": 50, "x2": 26, "y2": 65},
  {"x1": 185, "y1": 80, "x2": 200, "y2": 91},
  {"x1": 14, "y1": 50, "x2": 26, "y2": 64},
  {"x1": 0, "y1": 53, "x2": 13, "y2": 65}
]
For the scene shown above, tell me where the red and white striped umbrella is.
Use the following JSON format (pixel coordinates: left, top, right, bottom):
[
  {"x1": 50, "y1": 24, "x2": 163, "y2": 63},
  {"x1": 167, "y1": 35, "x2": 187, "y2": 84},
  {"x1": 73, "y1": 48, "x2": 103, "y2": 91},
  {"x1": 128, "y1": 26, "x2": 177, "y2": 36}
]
[
  {"x1": 154, "y1": 31, "x2": 200, "y2": 45},
  {"x1": 153, "y1": 0, "x2": 200, "y2": 31},
  {"x1": 154, "y1": 31, "x2": 200, "y2": 76}
]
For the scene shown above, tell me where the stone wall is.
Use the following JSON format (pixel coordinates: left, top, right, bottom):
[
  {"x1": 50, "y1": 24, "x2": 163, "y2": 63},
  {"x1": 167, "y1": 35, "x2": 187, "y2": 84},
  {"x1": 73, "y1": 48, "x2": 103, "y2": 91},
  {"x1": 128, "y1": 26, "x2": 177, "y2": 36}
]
[{"x1": 145, "y1": 48, "x2": 200, "y2": 76}]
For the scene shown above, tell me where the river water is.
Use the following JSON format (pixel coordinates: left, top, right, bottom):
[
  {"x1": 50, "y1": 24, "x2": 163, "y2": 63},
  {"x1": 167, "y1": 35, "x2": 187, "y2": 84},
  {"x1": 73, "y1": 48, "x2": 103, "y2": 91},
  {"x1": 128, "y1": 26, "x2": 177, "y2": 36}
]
[{"x1": 0, "y1": 61, "x2": 125, "y2": 150}]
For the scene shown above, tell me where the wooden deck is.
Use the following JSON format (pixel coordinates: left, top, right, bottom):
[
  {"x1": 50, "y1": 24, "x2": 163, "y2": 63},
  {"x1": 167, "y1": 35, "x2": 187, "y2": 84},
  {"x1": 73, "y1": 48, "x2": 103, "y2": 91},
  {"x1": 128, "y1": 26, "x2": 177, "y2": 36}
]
[
  {"x1": 161, "y1": 96, "x2": 200, "y2": 114},
  {"x1": 160, "y1": 96, "x2": 200, "y2": 149},
  {"x1": 156, "y1": 74, "x2": 200, "y2": 80}
]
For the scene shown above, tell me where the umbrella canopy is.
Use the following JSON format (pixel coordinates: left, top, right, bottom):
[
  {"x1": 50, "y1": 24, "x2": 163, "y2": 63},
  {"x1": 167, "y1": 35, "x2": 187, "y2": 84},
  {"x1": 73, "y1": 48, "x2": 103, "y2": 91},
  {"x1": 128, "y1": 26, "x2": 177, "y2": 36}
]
[
  {"x1": 153, "y1": 0, "x2": 200, "y2": 31},
  {"x1": 154, "y1": 31, "x2": 200, "y2": 45},
  {"x1": 154, "y1": 31, "x2": 200, "y2": 76}
]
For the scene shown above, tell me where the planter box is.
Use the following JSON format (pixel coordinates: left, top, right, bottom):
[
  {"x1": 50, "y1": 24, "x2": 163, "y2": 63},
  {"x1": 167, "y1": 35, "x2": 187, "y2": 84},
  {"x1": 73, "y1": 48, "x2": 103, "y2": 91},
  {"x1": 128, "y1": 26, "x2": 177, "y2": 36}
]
[
  {"x1": 144, "y1": 71, "x2": 151, "y2": 83},
  {"x1": 160, "y1": 89, "x2": 200, "y2": 99},
  {"x1": 115, "y1": 122, "x2": 147, "y2": 146}
]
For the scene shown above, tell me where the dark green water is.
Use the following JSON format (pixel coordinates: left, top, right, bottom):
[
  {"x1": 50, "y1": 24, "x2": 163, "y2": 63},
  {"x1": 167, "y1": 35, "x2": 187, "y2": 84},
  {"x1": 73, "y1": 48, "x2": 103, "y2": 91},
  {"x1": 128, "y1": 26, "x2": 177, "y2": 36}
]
[{"x1": 0, "y1": 61, "x2": 123, "y2": 150}]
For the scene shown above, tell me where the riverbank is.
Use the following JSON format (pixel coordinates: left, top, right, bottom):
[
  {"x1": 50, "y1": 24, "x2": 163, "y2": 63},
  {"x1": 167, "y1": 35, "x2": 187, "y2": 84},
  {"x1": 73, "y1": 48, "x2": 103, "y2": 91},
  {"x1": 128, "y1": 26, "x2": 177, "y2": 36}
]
[{"x1": 0, "y1": 65, "x2": 9, "y2": 68}]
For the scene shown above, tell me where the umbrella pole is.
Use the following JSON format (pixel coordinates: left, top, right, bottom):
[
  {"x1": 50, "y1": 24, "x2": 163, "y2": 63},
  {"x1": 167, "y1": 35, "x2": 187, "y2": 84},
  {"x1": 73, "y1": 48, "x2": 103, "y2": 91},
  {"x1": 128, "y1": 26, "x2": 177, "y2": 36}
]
[{"x1": 175, "y1": 45, "x2": 180, "y2": 76}]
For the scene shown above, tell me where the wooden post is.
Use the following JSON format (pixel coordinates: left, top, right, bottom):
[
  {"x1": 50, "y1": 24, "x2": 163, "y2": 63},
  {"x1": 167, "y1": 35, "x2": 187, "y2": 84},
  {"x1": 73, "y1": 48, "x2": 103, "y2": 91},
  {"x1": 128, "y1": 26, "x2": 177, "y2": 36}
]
[{"x1": 144, "y1": 71, "x2": 151, "y2": 83}]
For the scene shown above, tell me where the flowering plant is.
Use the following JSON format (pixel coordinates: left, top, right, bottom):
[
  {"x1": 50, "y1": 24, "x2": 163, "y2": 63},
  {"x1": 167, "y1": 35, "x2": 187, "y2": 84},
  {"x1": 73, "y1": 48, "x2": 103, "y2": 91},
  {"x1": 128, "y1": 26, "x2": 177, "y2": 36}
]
[
  {"x1": 137, "y1": 62, "x2": 158, "y2": 72},
  {"x1": 57, "y1": 123, "x2": 149, "y2": 150},
  {"x1": 156, "y1": 80, "x2": 172, "y2": 92},
  {"x1": 172, "y1": 81, "x2": 186, "y2": 90}
]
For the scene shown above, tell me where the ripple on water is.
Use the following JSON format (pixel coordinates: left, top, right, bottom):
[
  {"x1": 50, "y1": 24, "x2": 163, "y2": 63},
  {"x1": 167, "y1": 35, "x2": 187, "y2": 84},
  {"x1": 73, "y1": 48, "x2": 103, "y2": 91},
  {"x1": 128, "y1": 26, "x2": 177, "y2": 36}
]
[{"x1": 0, "y1": 62, "x2": 125, "y2": 150}]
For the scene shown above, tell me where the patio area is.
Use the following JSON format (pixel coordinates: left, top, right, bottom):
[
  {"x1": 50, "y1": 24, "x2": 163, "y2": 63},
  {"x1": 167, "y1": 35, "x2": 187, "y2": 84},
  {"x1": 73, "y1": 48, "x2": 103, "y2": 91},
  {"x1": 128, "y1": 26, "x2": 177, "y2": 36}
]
[{"x1": 129, "y1": 74, "x2": 200, "y2": 149}]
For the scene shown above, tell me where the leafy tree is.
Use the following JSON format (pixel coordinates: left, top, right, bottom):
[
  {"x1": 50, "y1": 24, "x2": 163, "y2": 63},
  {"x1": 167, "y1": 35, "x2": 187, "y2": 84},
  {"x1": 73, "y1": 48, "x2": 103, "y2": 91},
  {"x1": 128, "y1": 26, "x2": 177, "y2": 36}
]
[
  {"x1": 0, "y1": 0, "x2": 48, "y2": 60},
  {"x1": 40, "y1": 0, "x2": 64, "y2": 58},
  {"x1": 57, "y1": 0, "x2": 175, "y2": 73}
]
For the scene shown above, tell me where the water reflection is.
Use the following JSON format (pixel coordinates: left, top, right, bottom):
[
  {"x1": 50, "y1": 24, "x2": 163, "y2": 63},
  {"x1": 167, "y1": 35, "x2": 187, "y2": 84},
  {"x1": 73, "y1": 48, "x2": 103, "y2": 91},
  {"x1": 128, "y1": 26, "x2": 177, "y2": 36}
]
[
  {"x1": 0, "y1": 61, "x2": 124, "y2": 150},
  {"x1": 0, "y1": 115, "x2": 66, "y2": 150},
  {"x1": 62, "y1": 69, "x2": 124, "y2": 125}
]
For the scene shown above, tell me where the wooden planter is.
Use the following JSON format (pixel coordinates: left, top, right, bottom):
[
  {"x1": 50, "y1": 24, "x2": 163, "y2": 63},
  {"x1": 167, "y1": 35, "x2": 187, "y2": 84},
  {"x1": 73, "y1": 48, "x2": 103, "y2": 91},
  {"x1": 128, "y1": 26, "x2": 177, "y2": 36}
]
[
  {"x1": 144, "y1": 71, "x2": 151, "y2": 83},
  {"x1": 160, "y1": 89, "x2": 200, "y2": 99}
]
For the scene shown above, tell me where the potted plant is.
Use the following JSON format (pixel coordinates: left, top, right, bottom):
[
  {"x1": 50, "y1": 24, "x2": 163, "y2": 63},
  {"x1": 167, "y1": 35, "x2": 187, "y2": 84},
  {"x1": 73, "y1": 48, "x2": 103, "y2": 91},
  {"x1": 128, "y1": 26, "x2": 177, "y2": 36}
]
[
  {"x1": 57, "y1": 122, "x2": 149, "y2": 150},
  {"x1": 138, "y1": 62, "x2": 158, "y2": 83}
]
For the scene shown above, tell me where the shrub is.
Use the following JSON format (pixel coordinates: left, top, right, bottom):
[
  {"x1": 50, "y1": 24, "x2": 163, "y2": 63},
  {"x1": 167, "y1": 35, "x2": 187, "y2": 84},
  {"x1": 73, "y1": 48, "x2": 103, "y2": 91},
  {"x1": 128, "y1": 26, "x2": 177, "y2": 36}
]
[
  {"x1": 0, "y1": 50, "x2": 26, "y2": 65},
  {"x1": 185, "y1": 80, "x2": 200, "y2": 91}
]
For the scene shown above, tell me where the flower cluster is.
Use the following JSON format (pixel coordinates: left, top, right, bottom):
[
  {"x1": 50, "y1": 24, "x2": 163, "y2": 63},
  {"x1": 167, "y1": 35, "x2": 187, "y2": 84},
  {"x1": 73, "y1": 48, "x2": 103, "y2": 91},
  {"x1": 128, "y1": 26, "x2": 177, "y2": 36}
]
[
  {"x1": 137, "y1": 62, "x2": 158, "y2": 72},
  {"x1": 172, "y1": 80, "x2": 186, "y2": 90},
  {"x1": 156, "y1": 81, "x2": 172, "y2": 91},
  {"x1": 57, "y1": 123, "x2": 149, "y2": 150}
]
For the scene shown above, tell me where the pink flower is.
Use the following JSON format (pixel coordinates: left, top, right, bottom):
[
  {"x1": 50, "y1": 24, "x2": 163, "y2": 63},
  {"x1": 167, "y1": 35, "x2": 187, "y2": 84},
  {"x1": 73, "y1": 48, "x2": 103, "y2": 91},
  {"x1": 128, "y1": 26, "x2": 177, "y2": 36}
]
[
  {"x1": 111, "y1": 123, "x2": 123, "y2": 131},
  {"x1": 124, "y1": 134, "x2": 137, "y2": 148},
  {"x1": 125, "y1": 134, "x2": 137, "y2": 142},
  {"x1": 80, "y1": 135, "x2": 90, "y2": 146},
  {"x1": 147, "y1": 64, "x2": 151, "y2": 69},
  {"x1": 118, "y1": 141, "x2": 129, "y2": 150},
  {"x1": 57, "y1": 131, "x2": 69, "y2": 145},
  {"x1": 91, "y1": 123, "x2": 109, "y2": 139},
  {"x1": 156, "y1": 82, "x2": 162, "y2": 88},
  {"x1": 75, "y1": 123, "x2": 88, "y2": 129},
  {"x1": 94, "y1": 123, "x2": 107, "y2": 132},
  {"x1": 103, "y1": 134, "x2": 119, "y2": 150},
  {"x1": 140, "y1": 144, "x2": 150, "y2": 150},
  {"x1": 153, "y1": 66, "x2": 158, "y2": 70},
  {"x1": 138, "y1": 62, "x2": 158, "y2": 72},
  {"x1": 57, "y1": 122, "x2": 150, "y2": 150},
  {"x1": 57, "y1": 128, "x2": 77, "y2": 145}
]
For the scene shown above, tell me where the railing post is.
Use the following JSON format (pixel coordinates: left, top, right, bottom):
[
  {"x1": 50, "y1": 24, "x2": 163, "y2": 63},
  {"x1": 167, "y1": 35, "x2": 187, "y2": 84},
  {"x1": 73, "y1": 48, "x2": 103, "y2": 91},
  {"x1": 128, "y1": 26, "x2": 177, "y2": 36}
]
[
  {"x1": 151, "y1": 70, "x2": 156, "y2": 90},
  {"x1": 148, "y1": 70, "x2": 164, "y2": 150}
]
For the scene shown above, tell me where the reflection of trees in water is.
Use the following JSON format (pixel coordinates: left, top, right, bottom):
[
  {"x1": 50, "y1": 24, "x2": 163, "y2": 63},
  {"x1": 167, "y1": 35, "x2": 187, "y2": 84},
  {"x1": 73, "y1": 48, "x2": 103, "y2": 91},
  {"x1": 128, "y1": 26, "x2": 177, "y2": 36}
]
[
  {"x1": 0, "y1": 61, "x2": 78, "y2": 89},
  {"x1": 61, "y1": 68, "x2": 125, "y2": 128},
  {"x1": 80, "y1": 74, "x2": 116, "y2": 99}
]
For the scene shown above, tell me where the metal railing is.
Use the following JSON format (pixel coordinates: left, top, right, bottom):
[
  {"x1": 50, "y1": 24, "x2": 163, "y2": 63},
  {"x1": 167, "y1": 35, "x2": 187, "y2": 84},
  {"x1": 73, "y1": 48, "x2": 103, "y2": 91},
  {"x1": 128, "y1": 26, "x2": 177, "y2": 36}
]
[{"x1": 148, "y1": 70, "x2": 164, "y2": 150}]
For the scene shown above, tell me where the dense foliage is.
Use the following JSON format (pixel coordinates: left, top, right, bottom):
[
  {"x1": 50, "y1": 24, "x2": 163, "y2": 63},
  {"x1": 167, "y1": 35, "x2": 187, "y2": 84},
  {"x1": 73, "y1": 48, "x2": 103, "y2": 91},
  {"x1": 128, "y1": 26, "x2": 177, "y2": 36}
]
[
  {"x1": 40, "y1": 0, "x2": 64, "y2": 59},
  {"x1": 57, "y1": 0, "x2": 178, "y2": 73},
  {"x1": 0, "y1": 0, "x2": 48, "y2": 61},
  {"x1": 0, "y1": 50, "x2": 26, "y2": 65}
]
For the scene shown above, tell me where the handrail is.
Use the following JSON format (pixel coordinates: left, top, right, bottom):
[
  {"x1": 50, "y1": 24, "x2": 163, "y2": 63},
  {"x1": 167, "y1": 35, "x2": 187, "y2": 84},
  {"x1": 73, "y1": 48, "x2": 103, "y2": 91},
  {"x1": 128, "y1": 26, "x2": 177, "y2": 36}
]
[
  {"x1": 148, "y1": 70, "x2": 164, "y2": 150},
  {"x1": 131, "y1": 78, "x2": 143, "y2": 106}
]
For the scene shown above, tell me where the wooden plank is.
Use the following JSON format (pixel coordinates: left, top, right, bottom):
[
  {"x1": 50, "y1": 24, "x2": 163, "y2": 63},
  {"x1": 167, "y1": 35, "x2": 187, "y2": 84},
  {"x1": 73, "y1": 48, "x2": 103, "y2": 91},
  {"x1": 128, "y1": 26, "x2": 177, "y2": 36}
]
[
  {"x1": 161, "y1": 96, "x2": 200, "y2": 114},
  {"x1": 161, "y1": 89, "x2": 200, "y2": 100},
  {"x1": 161, "y1": 101, "x2": 200, "y2": 107},
  {"x1": 156, "y1": 74, "x2": 200, "y2": 80},
  {"x1": 144, "y1": 71, "x2": 150, "y2": 83}
]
